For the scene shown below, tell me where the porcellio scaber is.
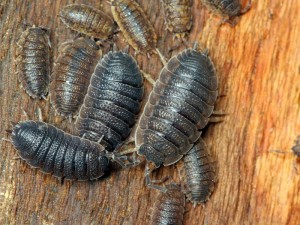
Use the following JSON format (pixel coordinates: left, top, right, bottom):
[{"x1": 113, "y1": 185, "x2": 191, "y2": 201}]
[
  {"x1": 59, "y1": 4, "x2": 117, "y2": 39},
  {"x1": 162, "y1": 0, "x2": 193, "y2": 39},
  {"x1": 75, "y1": 49, "x2": 144, "y2": 152},
  {"x1": 151, "y1": 184, "x2": 185, "y2": 225},
  {"x1": 183, "y1": 138, "x2": 216, "y2": 205},
  {"x1": 135, "y1": 46, "x2": 218, "y2": 167},
  {"x1": 50, "y1": 37, "x2": 101, "y2": 119},
  {"x1": 202, "y1": 0, "x2": 251, "y2": 19},
  {"x1": 11, "y1": 120, "x2": 109, "y2": 181},
  {"x1": 16, "y1": 26, "x2": 50, "y2": 99},
  {"x1": 111, "y1": 0, "x2": 158, "y2": 54}
]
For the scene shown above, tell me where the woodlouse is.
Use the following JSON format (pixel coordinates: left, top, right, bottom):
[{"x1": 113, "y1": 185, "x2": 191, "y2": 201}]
[
  {"x1": 11, "y1": 120, "x2": 109, "y2": 181},
  {"x1": 16, "y1": 25, "x2": 50, "y2": 99},
  {"x1": 75, "y1": 49, "x2": 144, "y2": 152},
  {"x1": 202, "y1": 0, "x2": 251, "y2": 21},
  {"x1": 292, "y1": 136, "x2": 300, "y2": 157},
  {"x1": 151, "y1": 184, "x2": 185, "y2": 225},
  {"x1": 162, "y1": 0, "x2": 193, "y2": 39},
  {"x1": 135, "y1": 45, "x2": 218, "y2": 168},
  {"x1": 111, "y1": 0, "x2": 158, "y2": 54},
  {"x1": 50, "y1": 37, "x2": 101, "y2": 119},
  {"x1": 183, "y1": 138, "x2": 216, "y2": 205},
  {"x1": 59, "y1": 4, "x2": 117, "y2": 39}
]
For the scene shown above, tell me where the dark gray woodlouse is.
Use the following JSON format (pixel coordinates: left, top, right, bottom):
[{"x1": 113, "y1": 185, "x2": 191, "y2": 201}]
[
  {"x1": 11, "y1": 120, "x2": 109, "y2": 181},
  {"x1": 162, "y1": 0, "x2": 193, "y2": 39},
  {"x1": 135, "y1": 46, "x2": 218, "y2": 167},
  {"x1": 59, "y1": 4, "x2": 117, "y2": 39},
  {"x1": 202, "y1": 0, "x2": 251, "y2": 20},
  {"x1": 50, "y1": 37, "x2": 101, "y2": 119},
  {"x1": 16, "y1": 26, "x2": 50, "y2": 99},
  {"x1": 111, "y1": 0, "x2": 158, "y2": 54},
  {"x1": 183, "y1": 138, "x2": 216, "y2": 205},
  {"x1": 75, "y1": 49, "x2": 144, "y2": 152},
  {"x1": 151, "y1": 184, "x2": 185, "y2": 225}
]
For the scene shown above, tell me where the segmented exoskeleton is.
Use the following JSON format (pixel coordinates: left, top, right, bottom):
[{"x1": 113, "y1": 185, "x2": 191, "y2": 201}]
[
  {"x1": 16, "y1": 26, "x2": 50, "y2": 99},
  {"x1": 11, "y1": 120, "x2": 109, "y2": 181},
  {"x1": 59, "y1": 4, "x2": 117, "y2": 39},
  {"x1": 183, "y1": 138, "x2": 216, "y2": 205},
  {"x1": 202, "y1": 0, "x2": 251, "y2": 21},
  {"x1": 75, "y1": 49, "x2": 144, "y2": 152},
  {"x1": 50, "y1": 37, "x2": 101, "y2": 119},
  {"x1": 136, "y1": 46, "x2": 218, "y2": 167},
  {"x1": 111, "y1": 0, "x2": 158, "y2": 54},
  {"x1": 151, "y1": 184, "x2": 185, "y2": 225},
  {"x1": 162, "y1": 0, "x2": 193, "y2": 39}
]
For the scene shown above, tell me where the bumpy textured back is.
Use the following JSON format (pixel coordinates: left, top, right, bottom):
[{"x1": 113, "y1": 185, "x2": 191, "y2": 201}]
[
  {"x1": 75, "y1": 51, "x2": 144, "y2": 151},
  {"x1": 59, "y1": 4, "x2": 117, "y2": 39},
  {"x1": 16, "y1": 26, "x2": 50, "y2": 99},
  {"x1": 162, "y1": 0, "x2": 193, "y2": 38},
  {"x1": 151, "y1": 184, "x2": 185, "y2": 225},
  {"x1": 136, "y1": 48, "x2": 218, "y2": 166},
  {"x1": 202, "y1": 0, "x2": 241, "y2": 18},
  {"x1": 50, "y1": 37, "x2": 100, "y2": 118},
  {"x1": 111, "y1": 0, "x2": 157, "y2": 53},
  {"x1": 12, "y1": 120, "x2": 109, "y2": 181},
  {"x1": 183, "y1": 138, "x2": 216, "y2": 204}
]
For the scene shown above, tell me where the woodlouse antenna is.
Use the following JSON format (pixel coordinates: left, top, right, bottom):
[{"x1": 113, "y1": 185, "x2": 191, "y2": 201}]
[{"x1": 155, "y1": 48, "x2": 167, "y2": 66}]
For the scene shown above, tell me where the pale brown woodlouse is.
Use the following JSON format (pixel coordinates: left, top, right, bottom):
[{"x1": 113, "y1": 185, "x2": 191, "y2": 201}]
[
  {"x1": 16, "y1": 25, "x2": 51, "y2": 99},
  {"x1": 150, "y1": 184, "x2": 185, "y2": 225},
  {"x1": 183, "y1": 138, "x2": 216, "y2": 206},
  {"x1": 50, "y1": 37, "x2": 101, "y2": 119},
  {"x1": 111, "y1": 0, "x2": 158, "y2": 55},
  {"x1": 162, "y1": 0, "x2": 193, "y2": 39},
  {"x1": 59, "y1": 4, "x2": 117, "y2": 39}
]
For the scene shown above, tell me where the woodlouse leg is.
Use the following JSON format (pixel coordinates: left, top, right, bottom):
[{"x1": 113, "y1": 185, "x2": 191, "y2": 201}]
[
  {"x1": 155, "y1": 48, "x2": 167, "y2": 66},
  {"x1": 1, "y1": 138, "x2": 12, "y2": 143},
  {"x1": 212, "y1": 110, "x2": 227, "y2": 116},
  {"x1": 141, "y1": 70, "x2": 155, "y2": 85},
  {"x1": 145, "y1": 163, "x2": 168, "y2": 192}
]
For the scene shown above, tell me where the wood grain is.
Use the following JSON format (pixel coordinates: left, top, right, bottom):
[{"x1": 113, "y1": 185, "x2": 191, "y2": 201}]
[{"x1": 0, "y1": 0, "x2": 299, "y2": 224}]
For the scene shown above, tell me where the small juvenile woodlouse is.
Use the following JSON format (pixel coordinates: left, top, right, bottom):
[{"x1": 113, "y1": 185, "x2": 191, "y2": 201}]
[
  {"x1": 162, "y1": 0, "x2": 193, "y2": 39},
  {"x1": 111, "y1": 0, "x2": 158, "y2": 55},
  {"x1": 75, "y1": 48, "x2": 144, "y2": 152},
  {"x1": 11, "y1": 120, "x2": 109, "y2": 181},
  {"x1": 135, "y1": 45, "x2": 218, "y2": 168},
  {"x1": 292, "y1": 136, "x2": 300, "y2": 157},
  {"x1": 16, "y1": 25, "x2": 50, "y2": 99},
  {"x1": 151, "y1": 184, "x2": 185, "y2": 225},
  {"x1": 202, "y1": 0, "x2": 251, "y2": 22},
  {"x1": 59, "y1": 4, "x2": 117, "y2": 39},
  {"x1": 183, "y1": 138, "x2": 216, "y2": 206},
  {"x1": 50, "y1": 37, "x2": 101, "y2": 119}
]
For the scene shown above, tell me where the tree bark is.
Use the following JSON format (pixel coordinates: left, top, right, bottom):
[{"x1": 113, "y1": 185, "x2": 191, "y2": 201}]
[{"x1": 0, "y1": 0, "x2": 299, "y2": 224}]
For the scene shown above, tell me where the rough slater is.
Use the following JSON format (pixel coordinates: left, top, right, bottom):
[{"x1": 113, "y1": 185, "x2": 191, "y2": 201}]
[
  {"x1": 135, "y1": 47, "x2": 218, "y2": 167},
  {"x1": 11, "y1": 120, "x2": 109, "y2": 181},
  {"x1": 202, "y1": 0, "x2": 250, "y2": 19},
  {"x1": 59, "y1": 4, "x2": 117, "y2": 39},
  {"x1": 292, "y1": 136, "x2": 300, "y2": 157},
  {"x1": 162, "y1": 0, "x2": 193, "y2": 39},
  {"x1": 16, "y1": 26, "x2": 50, "y2": 99},
  {"x1": 151, "y1": 184, "x2": 185, "y2": 225},
  {"x1": 50, "y1": 37, "x2": 101, "y2": 119},
  {"x1": 183, "y1": 138, "x2": 216, "y2": 205},
  {"x1": 75, "y1": 50, "x2": 144, "y2": 151},
  {"x1": 111, "y1": 0, "x2": 158, "y2": 54}
]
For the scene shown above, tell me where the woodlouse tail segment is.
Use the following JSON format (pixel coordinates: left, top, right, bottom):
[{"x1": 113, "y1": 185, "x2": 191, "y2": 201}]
[
  {"x1": 145, "y1": 162, "x2": 169, "y2": 192},
  {"x1": 240, "y1": 0, "x2": 252, "y2": 15}
]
